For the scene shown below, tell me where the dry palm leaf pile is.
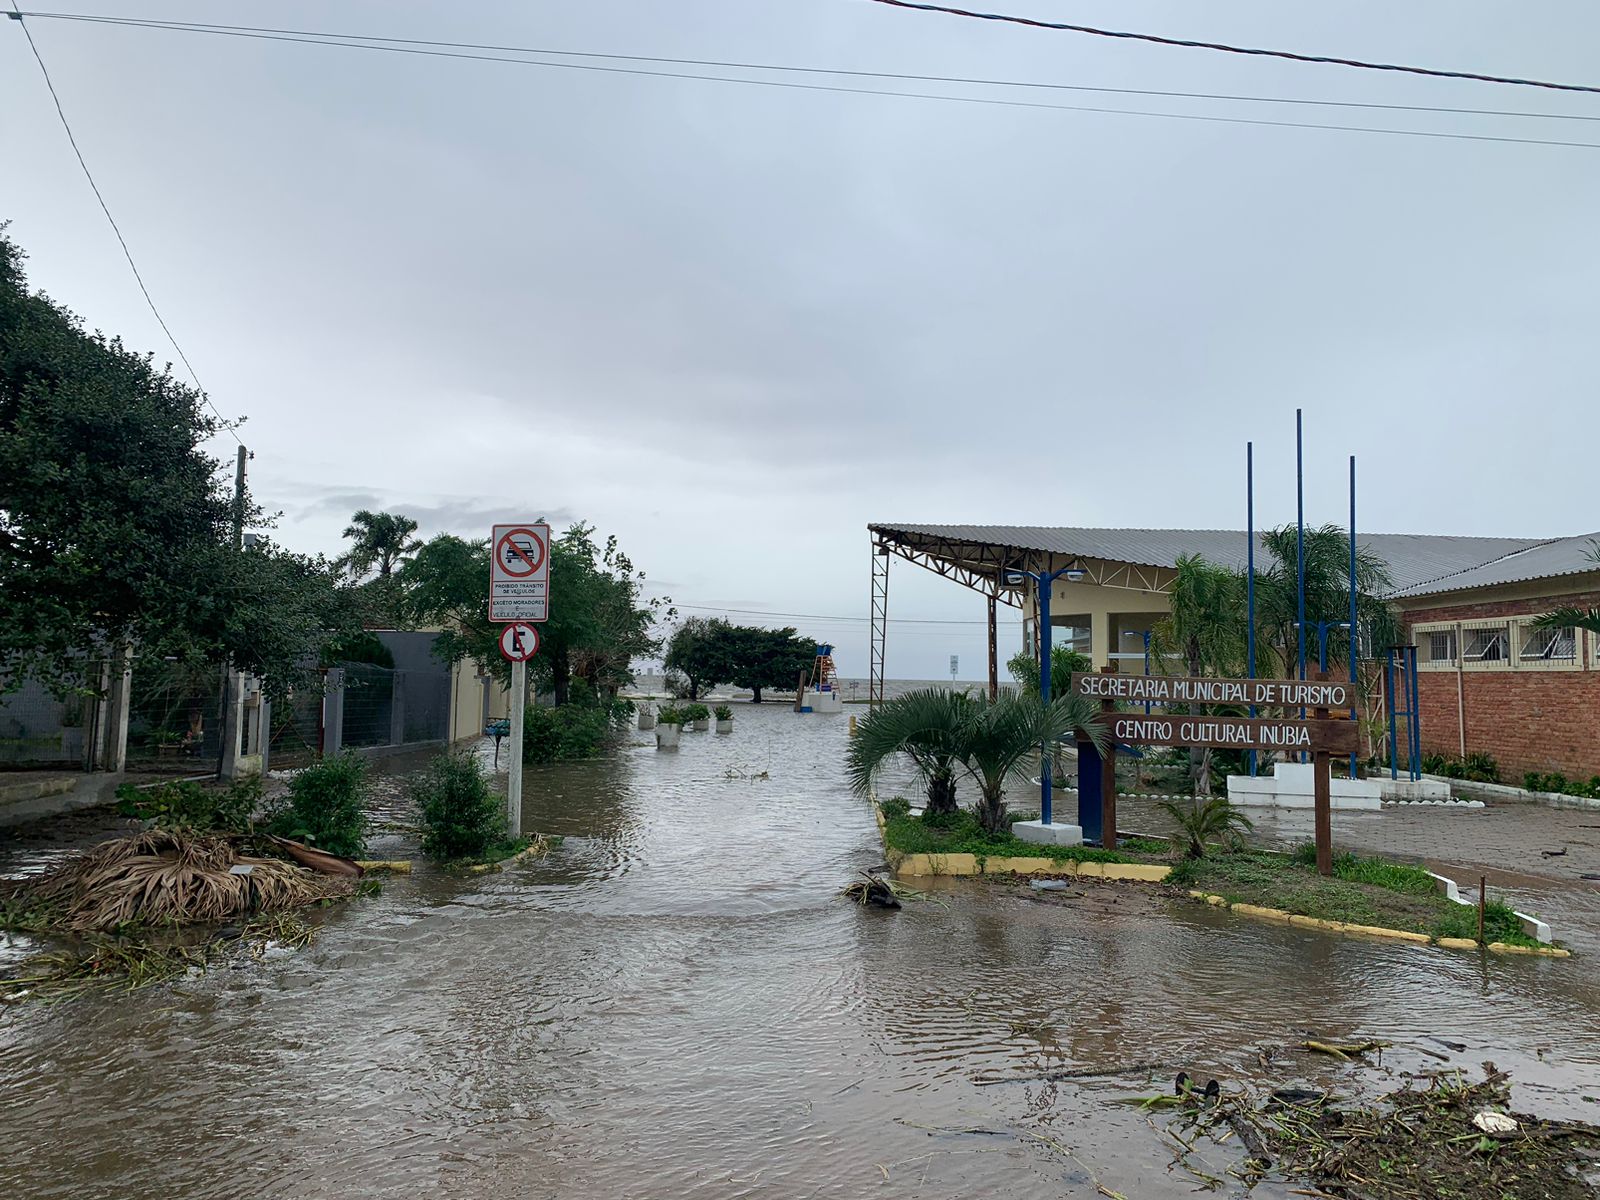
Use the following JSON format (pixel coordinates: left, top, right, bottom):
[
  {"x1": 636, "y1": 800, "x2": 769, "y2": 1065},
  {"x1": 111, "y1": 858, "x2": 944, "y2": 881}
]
[
  {"x1": 1141, "y1": 1062, "x2": 1600, "y2": 1199},
  {"x1": 7, "y1": 828, "x2": 352, "y2": 932}
]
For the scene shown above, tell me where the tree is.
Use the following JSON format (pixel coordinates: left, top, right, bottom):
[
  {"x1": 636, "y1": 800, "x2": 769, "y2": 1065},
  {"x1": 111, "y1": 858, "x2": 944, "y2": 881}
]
[
  {"x1": 846, "y1": 688, "x2": 977, "y2": 816},
  {"x1": 404, "y1": 523, "x2": 666, "y2": 705},
  {"x1": 848, "y1": 689, "x2": 1106, "y2": 834},
  {"x1": 1150, "y1": 555, "x2": 1249, "y2": 794},
  {"x1": 336, "y1": 510, "x2": 421, "y2": 580},
  {"x1": 729, "y1": 626, "x2": 816, "y2": 703},
  {"x1": 663, "y1": 617, "x2": 736, "y2": 700},
  {"x1": 0, "y1": 227, "x2": 360, "y2": 698},
  {"x1": 1007, "y1": 644, "x2": 1092, "y2": 698},
  {"x1": 1533, "y1": 541, "x2": 1600, "y2": 637},
  {"x1": 1255, "y1": 524, "x2": 1396, "y2": 680}
]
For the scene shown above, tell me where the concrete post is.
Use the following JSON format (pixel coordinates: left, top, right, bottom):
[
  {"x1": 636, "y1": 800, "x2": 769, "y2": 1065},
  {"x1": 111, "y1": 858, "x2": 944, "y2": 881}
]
[
  {"x1": 220, "y1": 670, "x2": 246, "y2": 778},
  {"x1": 257, "y1": 696, "x2": 271, "y2": 776},
  {"x1": 101, "y1": 644, "x2": 134, "y2": 773},
  {"x1": 389, "y1": 671, "x2": 406, "y2": 748},
  {"x1": 1090, "y1": 609, "x2": 1113, "y2": 670},
  {"x1": 322, "y1": 668, "x2": 345, "y2": 758}
]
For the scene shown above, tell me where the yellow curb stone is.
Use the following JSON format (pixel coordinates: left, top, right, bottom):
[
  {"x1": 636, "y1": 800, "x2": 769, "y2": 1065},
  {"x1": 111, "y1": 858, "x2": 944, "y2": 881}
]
[
  {"x1": 1103, "y1": 863, "x2": 1172, "y2": 883},
  {"x1": 991, "y1": 857, "x2": 1059, "y2": 876},
  {"x1": 1231, "y1": 902, "x2": 1293, "y2": 923},
  {"x1": 1341, "y1": 923, "x2": 1431, "y2": 944},
  {"x1": 1206, "y1": 894, "x2": 1228, "y2": 907},
  {"x1": 1074, "y1": 861, "x2": 1105, "y2": 878},
  {"x1": 1436, "y1": 937, "x2": 1480, "y2": 950},
  {"x1": 354, "y1": 860, "x2": 411, "y2": 874},
  {"x1": 1288, "y1": 915, "x2": 1347, "y2": 933},
  {"x1": 1488, "y1": 942, "x2": 1570, "y2": 957}
]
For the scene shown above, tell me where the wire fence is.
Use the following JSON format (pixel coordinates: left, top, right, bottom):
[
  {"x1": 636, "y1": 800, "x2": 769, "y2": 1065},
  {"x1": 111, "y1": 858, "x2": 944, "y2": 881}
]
[
  {"x1": 125, "y1": 659, "x2": 223, "y2": 767},
  {"x1": 339, "y1": 665, "x2": 450, "y2": 752},
  {"x1": 0, "y1": 677, "x2": 93, "y2": 766}
]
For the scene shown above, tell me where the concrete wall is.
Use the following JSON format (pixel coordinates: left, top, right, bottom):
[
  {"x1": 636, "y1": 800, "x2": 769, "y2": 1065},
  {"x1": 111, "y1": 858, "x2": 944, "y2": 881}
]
[
  {"x1": 1399, "y1": 580, "x2": 1600, "y2": 780},
  {"x1": 1036, "y1": 576, "x2": 1174, "y2": 669}
]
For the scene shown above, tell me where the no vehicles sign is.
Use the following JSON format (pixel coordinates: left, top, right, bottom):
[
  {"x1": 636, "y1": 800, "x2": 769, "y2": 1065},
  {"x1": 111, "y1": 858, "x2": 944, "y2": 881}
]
[{"x1": 490, "y1": 522, "x2": 550, "y2": 622}]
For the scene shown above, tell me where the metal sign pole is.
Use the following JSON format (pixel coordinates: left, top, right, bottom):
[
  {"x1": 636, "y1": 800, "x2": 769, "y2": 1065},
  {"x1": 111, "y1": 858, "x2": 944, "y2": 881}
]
[{"x1": 507, "y1": 658, "x2": 526, "y2": 840}]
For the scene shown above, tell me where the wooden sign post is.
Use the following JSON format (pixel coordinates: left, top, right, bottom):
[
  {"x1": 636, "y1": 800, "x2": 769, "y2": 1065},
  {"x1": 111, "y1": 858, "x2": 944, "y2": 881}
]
[{"x1": 1072, "y1": 671, "x2": 1353, "y2": 877}]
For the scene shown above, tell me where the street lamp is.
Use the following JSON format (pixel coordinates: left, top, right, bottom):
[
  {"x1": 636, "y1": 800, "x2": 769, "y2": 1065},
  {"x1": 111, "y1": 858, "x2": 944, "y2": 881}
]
[{"x1": 1003, "y1": 560, "x2": 1086, "y2": 826}]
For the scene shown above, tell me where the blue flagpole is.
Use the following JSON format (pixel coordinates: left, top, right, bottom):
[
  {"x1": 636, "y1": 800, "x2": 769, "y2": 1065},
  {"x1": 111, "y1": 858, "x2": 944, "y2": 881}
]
[
  {"x1": 1296, "y1": 409, "x2": 1307, "y2": 759},
  {"x1": 1349, "y1": 455, "x2": 1359, "y2": 780},
  {"x1": 1247, "y1": 441, "x2": 1257, "y2": 776}
]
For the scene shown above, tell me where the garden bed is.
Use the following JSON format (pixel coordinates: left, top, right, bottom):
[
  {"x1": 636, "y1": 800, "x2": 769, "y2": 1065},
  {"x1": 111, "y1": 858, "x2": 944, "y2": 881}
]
[{"x1": 1168, "y1": 848, "x2": 1554, "y2": 950}]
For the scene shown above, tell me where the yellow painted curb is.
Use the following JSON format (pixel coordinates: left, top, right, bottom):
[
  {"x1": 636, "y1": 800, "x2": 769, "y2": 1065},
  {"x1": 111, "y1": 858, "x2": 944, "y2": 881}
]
[
  {"x1": 1436, "y1": 937, "x2": 1479, "y2": 950},
  {"x1": 1206, "y1": 894, "x2": 1228, "y2": 907},
  {"x1": 355, "y1": 860, "x2": 411, "y2": 874},
  {"x1": 1231, "y1": 902, "x2": 1294, "y2": 924},
  {"x1": 1340, "y1": 923, "x2": 1432, "y2": 944},
  {"x1": 1103, "y1": 863, "x2": 1172, "y2": 883},
  {"x1": 1288, "y1": 914, "x2": 1349, "y2": 933},
  {"x1": 1488, "y1": 942, "x2": 1571, "y2": 958}
]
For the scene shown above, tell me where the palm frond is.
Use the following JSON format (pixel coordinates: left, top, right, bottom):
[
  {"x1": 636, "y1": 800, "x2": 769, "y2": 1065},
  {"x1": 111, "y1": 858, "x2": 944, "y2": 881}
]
[
  {"x1": 844, "y1": 688, "x2": 978, "y2": 796},
  {"x1": 1532, "y1": 607, "x2": 1600, "y2": 635}
]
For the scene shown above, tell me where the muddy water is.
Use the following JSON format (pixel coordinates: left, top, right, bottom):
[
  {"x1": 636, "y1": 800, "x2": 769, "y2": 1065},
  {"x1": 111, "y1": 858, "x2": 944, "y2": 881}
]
[{"x1": 5, "y1": 705, "x2": 1600, "y2": 1199}]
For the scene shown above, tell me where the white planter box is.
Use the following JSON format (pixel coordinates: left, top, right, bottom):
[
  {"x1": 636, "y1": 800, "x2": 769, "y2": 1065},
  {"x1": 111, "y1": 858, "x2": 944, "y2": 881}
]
[
  {"x1": 692, "y1": 719, "x2": 710, "y2": 732},
  {"x1": 656, "y1": 724, "x2": 681, "y2": 749},
  {"x1": 638, "y1": 710, "x2": 656, "y2": 730},
  {"x1": 715, "y1": 719, "x2": 733, "y2": 734}
]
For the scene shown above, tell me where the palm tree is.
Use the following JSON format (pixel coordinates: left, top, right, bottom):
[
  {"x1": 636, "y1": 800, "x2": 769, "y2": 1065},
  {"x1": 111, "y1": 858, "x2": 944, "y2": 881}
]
[
  {"x1": 846, "y1": 688, "x2": 977, "y2": 816},
  {"x1": 1157, "y1": 795, "x2": 1255, "y2": 859},
  {"x1": 337, "y1": 510, "x2": 422, "y2": 580},
  {"x1": 1533, "y1": 541, "x2": 1600, "y2": 638},
  {"x1": 848, "y1": 690, "x2": 1106, "y2": 834}
]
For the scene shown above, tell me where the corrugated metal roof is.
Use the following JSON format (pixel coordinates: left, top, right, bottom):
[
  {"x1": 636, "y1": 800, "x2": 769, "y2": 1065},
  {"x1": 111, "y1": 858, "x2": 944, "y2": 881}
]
[
  {"x1": 867, "y1": 524, "x2": 1559, "y2": 595},
  {"x1": 1389, "y1": 534, "x2": 1600, "y2": 598}
]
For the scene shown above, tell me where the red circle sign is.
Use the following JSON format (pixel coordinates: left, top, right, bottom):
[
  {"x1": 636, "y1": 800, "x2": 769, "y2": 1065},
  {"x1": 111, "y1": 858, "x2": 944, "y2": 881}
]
[
  {"x1": 495, "y1": 527, "x2": 546, "y2": 578},
  {"x1": 498, "y1": 622, "x2": 540, "y2": 662}
]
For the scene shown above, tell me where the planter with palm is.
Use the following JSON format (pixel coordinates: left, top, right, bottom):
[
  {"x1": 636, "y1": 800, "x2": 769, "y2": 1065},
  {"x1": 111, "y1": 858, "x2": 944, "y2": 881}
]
[{"x1": 848, "y1": 689, "x2": 1106, "y2": 834}]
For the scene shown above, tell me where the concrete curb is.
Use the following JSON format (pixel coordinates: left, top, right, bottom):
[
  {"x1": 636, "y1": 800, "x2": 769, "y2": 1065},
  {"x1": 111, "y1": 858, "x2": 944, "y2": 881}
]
[
  {"x1": 1183, "y1": 890, "x2": 1570, "y2": 956},
  {"x1": 874, "y1": 800, "x2": 1170, "y2": 882},
  {"x1": 466, "y1": 843, "x2": 549, "y2": 874},
  {"x1": 1423, "y1": 774, "x2": 1600, "y2": 810},
  {"x1": 354, "y1": 860, "x2": 412, "y2": 874}
]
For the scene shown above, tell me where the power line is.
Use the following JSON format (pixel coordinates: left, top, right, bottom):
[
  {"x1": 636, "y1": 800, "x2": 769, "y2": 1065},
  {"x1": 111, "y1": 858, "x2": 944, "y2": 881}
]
[
  {"x1": 863, "y1": 0, "x2": 1600, "y2": 96},
  {"x1": 666, "y1": 602, "x2": 1004, "y2": 625},
  {"x1": 20, "y1": 11, "x2": 1600, "y2": 125},
  {"x1": 5, "y1": 6, "x2": 241, "y2": 443},
  {"x1": 15, "y1": 11, "x2": 1600, "y2": 151}
]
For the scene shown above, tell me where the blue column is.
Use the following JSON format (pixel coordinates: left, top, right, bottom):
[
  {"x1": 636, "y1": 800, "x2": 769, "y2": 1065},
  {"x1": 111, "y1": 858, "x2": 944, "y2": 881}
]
[{"x1": 1038, "y1": 572, "x2": 1053, "y2": 826}]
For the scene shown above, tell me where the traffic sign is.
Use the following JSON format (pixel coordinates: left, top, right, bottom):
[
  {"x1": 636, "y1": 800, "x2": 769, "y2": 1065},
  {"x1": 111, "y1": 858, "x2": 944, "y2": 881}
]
[
  {"x1": 490, "y1": 522, "x2": 550, "y2": 622},
  {"x1": 498, "y1": 622, "x2": 540, "y2": 662}
]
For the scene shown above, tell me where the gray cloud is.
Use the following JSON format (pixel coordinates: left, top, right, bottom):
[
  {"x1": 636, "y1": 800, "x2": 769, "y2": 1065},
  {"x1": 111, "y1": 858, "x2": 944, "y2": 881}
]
[{"x1": 6, "y1": 0, "x2": 1596, "y2": 676}]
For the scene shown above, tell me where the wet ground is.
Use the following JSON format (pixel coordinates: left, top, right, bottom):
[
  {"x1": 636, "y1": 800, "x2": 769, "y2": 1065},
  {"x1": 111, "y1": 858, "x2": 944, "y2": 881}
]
[{"x1": 4, "y1": 704, "x2": 1600, "y2": 1198}]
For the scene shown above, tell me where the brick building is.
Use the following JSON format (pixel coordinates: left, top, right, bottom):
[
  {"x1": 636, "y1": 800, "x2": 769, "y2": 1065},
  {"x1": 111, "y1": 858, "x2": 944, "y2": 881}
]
[{"x1": 1391, "y1": 535, "x2": 1600, "y2": 781}]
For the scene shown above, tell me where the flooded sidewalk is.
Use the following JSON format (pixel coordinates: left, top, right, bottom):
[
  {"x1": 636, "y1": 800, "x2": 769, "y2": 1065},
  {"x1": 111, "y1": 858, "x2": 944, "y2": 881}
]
[{"x1": 4, "y1": 704, "x2": 1600, "y2": 1198}]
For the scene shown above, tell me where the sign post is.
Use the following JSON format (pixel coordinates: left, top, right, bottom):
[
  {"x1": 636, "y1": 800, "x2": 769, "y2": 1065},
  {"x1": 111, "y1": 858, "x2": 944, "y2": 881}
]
[
  {"x1": 1072, "y1": 671, "x2": 1354, "y2": 875},
  {"x1": 490, "y1": 525, "x2": 549, "y2": 842}
]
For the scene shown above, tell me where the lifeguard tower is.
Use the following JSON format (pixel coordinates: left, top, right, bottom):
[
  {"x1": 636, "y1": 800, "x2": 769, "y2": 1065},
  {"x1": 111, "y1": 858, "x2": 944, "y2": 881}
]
[{"x1": 797, "y1": 643, "x2": 844, "y2": 714}]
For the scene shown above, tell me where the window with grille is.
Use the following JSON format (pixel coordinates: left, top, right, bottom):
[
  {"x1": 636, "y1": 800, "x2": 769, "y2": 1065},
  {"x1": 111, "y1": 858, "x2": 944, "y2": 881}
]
[
  {"x1": 1463, "y1": 624, "x2": 1510, "y2": 663},
  {"x1": 1421, "y1": 628, "x2": 1456, "y2": 665},
  {"x1": 1520, "y1": 622, "x2": 1576, "y2": 663}
]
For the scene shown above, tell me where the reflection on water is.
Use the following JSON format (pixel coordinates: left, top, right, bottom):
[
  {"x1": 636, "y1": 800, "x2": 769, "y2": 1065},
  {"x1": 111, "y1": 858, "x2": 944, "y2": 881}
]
[{"x1": 3, "y1": 703, "x2": 1599, "y2": 1198}]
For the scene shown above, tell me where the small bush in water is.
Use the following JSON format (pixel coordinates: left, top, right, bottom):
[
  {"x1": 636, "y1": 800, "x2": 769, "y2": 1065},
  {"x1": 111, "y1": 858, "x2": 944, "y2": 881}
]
[
  {"x1": 713, "y1": 704, "x2": 733, "y2": 722},
  {"x1": 267, "y1": 751, "x2": 369, "y2": 858},
  {"x1": 523, "y1": 703, "x2": 614, "y2": 764},
  {"x1": 684, "y1": 703, "x2": 711, "y2": 723},
  {"x1": 414, "y1": 752, "x2": 507, "y2": 862},
  {"x1": 116, "y1": 776, "x2": 262, "y2": 834}
]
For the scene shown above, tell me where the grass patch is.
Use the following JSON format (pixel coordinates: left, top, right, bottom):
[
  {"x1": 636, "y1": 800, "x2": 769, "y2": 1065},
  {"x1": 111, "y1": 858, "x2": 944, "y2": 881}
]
[
  {"x1": 1174, "y1": 849, "x2": 1543, "y2": 947},
  {"x1": 880, "y1": 806, "x2": 1135, "y2": 865}
]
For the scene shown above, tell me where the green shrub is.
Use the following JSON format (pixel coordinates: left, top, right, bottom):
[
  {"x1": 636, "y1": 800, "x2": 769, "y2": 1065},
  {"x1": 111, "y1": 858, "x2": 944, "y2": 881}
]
[
  {"x1": 522, "y1": 703, "x2": 614, "y2": 764},
  {"x1": 1157, "y1": 796, "x2": 1254, "y2": 859},
  {"x1": 713, "y1": 704, "x2": 733, "y2": 721},
  {"x1": 877, "y1": 796, "x2": 911, "y2": 819},
  {"x1": 115, "y1": 776, "x2": 261, "y2": 834},
  {"x1": 684, "y1": 702, "x2": 711, "y2": 723},
  {"x1": 267, "y1": 751, "x2": 368, "y2": 858},
  {"x1": 1462, "y1": 752, "x2": 1500, "y2": 783},
  {"x1": 657, "y1": 703, "x2": 687, "y2": 726},
  {"x1": 413, "y1": 752, "x2": 510, "y2": 862}
]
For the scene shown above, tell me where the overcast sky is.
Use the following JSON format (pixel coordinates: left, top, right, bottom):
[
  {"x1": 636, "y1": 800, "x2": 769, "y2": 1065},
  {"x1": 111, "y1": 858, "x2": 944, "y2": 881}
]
[{"x1": 5, "y1": 1, "x2": 1597, "y2": 679}]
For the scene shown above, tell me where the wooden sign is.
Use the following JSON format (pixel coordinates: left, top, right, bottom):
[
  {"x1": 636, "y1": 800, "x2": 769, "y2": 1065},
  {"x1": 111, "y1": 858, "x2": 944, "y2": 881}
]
[
  {"x1": 1103, "y1": 713, "x2": 1359, "y2": 754},
  {"x1": 1072, "y1": 672, "x2": 1353, "y2": 711}
]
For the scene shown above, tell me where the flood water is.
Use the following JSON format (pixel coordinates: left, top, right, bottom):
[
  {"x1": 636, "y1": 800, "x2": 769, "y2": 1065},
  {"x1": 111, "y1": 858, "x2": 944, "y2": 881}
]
[{"x1": 4, "y1": 703, "x2": 1600, "y2": 1198}]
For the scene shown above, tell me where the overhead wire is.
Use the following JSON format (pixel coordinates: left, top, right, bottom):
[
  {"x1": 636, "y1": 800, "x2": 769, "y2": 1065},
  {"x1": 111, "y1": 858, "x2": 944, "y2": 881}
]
[
  {"x1": 5, "y1": 5, "x2": 242, "y2": 443},
  {"x1": 862, "y1": 0, "x2": 1600, "y2": 96},
  {"x1": 18, "y1": 10, "x2": 1600, "y2": 125},
  {"x1": 12, "y1": 11, "x2": 1600, "y2": 151}
]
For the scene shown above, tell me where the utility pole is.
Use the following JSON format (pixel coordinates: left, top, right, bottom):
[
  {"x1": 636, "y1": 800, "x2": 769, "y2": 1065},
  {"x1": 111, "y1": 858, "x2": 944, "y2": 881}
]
[{"x1": 217, "y1": 445, "x2": 248, "y2": 778}]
